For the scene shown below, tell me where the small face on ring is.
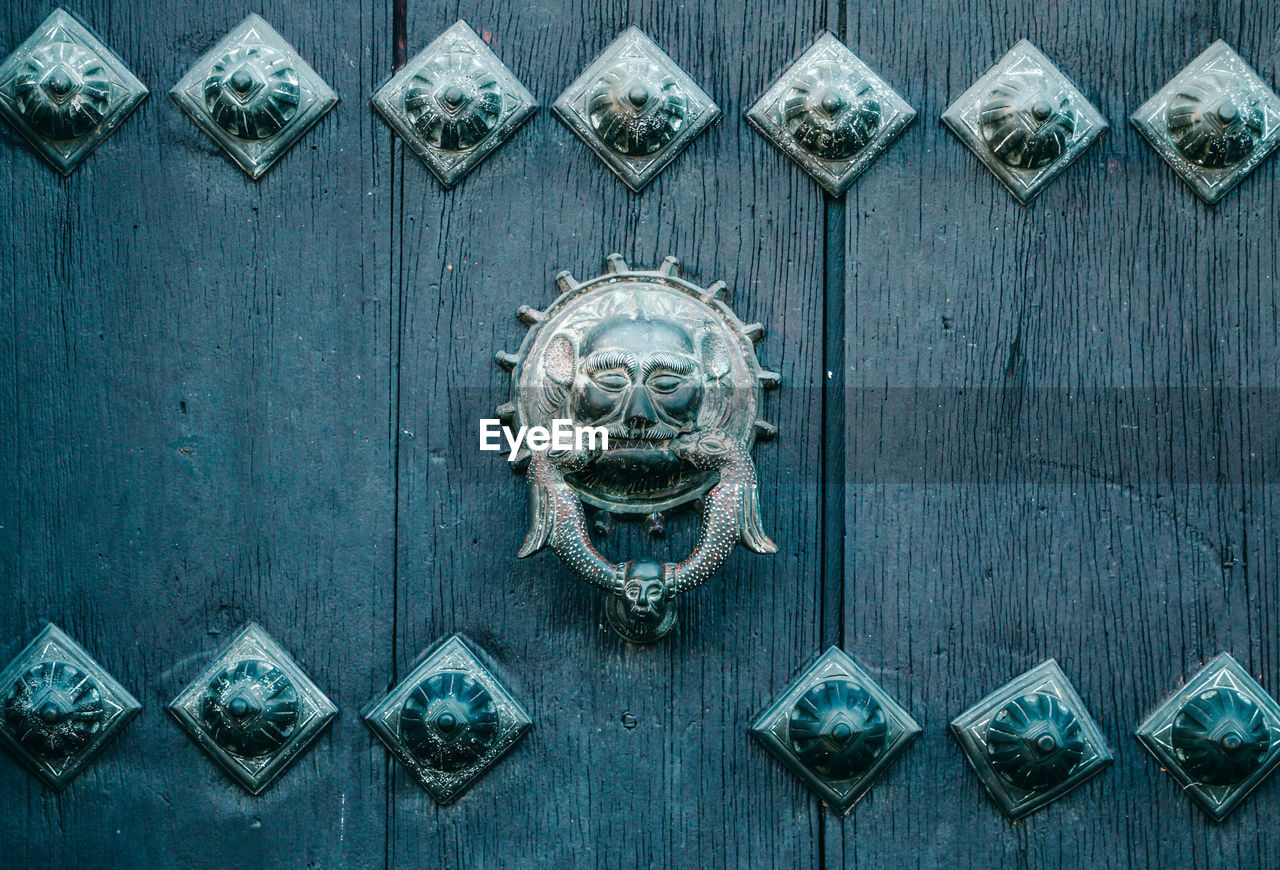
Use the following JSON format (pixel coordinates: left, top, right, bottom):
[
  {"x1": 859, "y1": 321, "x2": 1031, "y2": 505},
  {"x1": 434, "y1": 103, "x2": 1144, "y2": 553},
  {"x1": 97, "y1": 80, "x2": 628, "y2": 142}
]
[
  {"x1": 569, "y1": 315, "x2": 704, "y2": 440},
  {"x1": 622, "y1": 560, "x2": 667, "y2": 621}
]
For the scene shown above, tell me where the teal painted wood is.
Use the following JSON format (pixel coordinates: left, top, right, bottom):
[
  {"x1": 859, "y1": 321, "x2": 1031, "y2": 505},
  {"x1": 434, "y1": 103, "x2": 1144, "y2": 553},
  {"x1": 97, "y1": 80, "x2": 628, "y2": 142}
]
[
  {"x1": 0, "y1": 0, "x2": 396, "y2": 866},
  {"x1": 0, "y1": 0, "x2": 834, "y2": 865},
  {"x1": 388, "y1": 2, "x2": 830, "y2": 866},
  {"x1": 3, "y1": 0, "x2": 1280, "y2": 867},
  {"x1": 838, "y1": 0, "x2": 1280, "y2": 867}
]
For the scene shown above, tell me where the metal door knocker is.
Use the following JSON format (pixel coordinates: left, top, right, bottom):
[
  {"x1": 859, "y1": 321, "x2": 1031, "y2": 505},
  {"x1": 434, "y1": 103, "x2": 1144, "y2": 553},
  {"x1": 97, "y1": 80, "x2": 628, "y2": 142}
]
[{"x1": 495, "y1": 254, "x2": 779, "y2": 642}]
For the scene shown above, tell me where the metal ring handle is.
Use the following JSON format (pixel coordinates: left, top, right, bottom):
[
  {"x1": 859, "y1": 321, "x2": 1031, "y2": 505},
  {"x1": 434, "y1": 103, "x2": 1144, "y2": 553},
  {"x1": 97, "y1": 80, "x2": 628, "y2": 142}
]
[{"x1": 518, "y1": 429, "x2": 775, "y2": 642}]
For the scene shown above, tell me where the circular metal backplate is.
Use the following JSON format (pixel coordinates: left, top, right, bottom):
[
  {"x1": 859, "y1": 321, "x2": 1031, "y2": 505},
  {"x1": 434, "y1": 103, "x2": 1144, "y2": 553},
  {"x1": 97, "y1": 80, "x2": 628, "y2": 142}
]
[{"x1": 509, "y1": 262, "x2": 765, "y2": 514}]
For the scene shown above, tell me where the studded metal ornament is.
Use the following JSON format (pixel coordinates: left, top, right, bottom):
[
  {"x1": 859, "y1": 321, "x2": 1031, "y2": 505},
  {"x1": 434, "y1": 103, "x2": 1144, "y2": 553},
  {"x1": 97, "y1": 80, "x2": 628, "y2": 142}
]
[
  {"x1": 984, "y1": 693, "x2": 1086, "y2": 790},
  {"x1": 751, "y1": 647, "x2": 920, "y2": 813},
  {"x1": 364, "y1": 635, "x2": 531, "y2": 804},
  {"x1": 950, "y1": 659, "x2": 1112, "y2": 819},
  {"x1": 0, "y1": 9, "x2": 147, "y2": 175},
  {"x1": 167, "y1": 623, "x2": 336, "y2": 794},
  {"x1": 1132, "y1": 41, "x2": 1280, "y2": 204},
  {"x1": 942, "y1": 40, "x2": 1106, "y2": 204},
  {"x1": 1135, "y1": 652, "x2": 1280, "y2": 820},
  {"x1": 373, "y1": 20, "x2": 536, "y2": 188},
  {"x1": 495, "y1": 254, "x2": 778, "y2": 642},
  {"x1": 171, "y1": 14, "x2": 336, "y2": 179},
  {"x1": 0, "y1": 623, "x2": 140, "y2": 789},
  {"x1": 554, "y1": 27, "x2": 719, "y2": 192},
  {"x1": 746, "y1": 33, "x2": 915, "y2": 196}
]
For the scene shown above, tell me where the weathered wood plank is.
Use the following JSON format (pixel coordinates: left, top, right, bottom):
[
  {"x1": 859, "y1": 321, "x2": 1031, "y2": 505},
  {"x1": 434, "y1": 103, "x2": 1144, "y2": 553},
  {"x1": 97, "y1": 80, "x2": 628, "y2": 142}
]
[
  {"x1": 388, "y1": 2, "x2": 831, "y2": 867},
  {"x1": 839, "y1": 1, "x2": 1280, "y2": 867},
  {"x1": 0, "y1": 0, "x2": 396, "y2": 866},
  {"x1": 5, "y1": 0, "x2": 1280, "y2": 866}
]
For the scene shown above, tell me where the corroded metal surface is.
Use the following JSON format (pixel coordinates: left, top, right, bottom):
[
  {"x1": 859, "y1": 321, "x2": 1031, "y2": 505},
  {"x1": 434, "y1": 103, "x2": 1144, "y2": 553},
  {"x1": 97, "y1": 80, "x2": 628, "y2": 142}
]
[
  {"x1": 496, "y1": 254, "x2": 778, "y2": 641},
  {"x1": 171, "y1": 14, "x2": 336, "y2": 179},
  {"x1": 363, "y1": 635, "x2": 530, "y2": 804},
  {"x1": 942, "y1": 40, "x2": 1106, "y2": 204},
  {"x1": 752, "y1": 647, "x2": 920, "y2": 814},
  {"x1": 0, "y1": 623, "x2": 140, "y2": 789},
  {"x1": 373, "y1": 20, "x2": 536, "y2": 188},
  {"x1": 0, "y1": 8, "x2": 147, "y2": 174},
  {"x1": 553, "y1": 27, "x2": 718, "y2": 191},
  {"x1": 1131, "y1": 40, "x2": 1280, "y2": 203},
  {"x1": 950, "y1": 659, "x2": 1112, "y2": 819},
  {"x1": 167, "y1": 622, "x2": 336, "y2": 794},
  {"x1": 746, "y1": 32, "x2": 915, "y2": 195},
  {"x1": 1136, "y1": 652, "x2": 1280, "y2": 820}
]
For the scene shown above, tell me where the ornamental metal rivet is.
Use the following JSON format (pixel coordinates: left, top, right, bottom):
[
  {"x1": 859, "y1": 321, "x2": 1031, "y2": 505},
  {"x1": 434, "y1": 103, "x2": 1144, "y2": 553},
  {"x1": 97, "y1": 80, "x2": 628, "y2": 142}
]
[
  {"x1": 746, "y1": 32, "x2": 916, "y2": 196},
  {"x1": 1131, "y1": 40, "x2": 1280, "y2": 204},
  {"x1": 0, "y1": 623, "x2": 140, "y2": 789},
  {"x1": 553, "y1": 27, "x2": 719, "y2": 192},
  {"x1": 950, "y1": 659, "x2": 1112, "y2": 819},
  {"x1": 0, "y1": 8, "x2": 147, "y2": 175},
  {"x1": 1135, "y1": 652, "x2": 1280, "y2": 820},
  {"x1": 495, "y1": 254, "x2": 779, "y2": 642},
  {"x1": 751, "y1": 647, "x2": 921, "y2": 813},
  {"x1": 941, "y1": 40, "x2": 1107, "y2": 204},
  {"x1": 171, "y1": 14, "x2": 337, "y2": 179},
  {"x1": 167, "y1": 622, "x2": 337, "y2": 794},
  {"x1": 363, "y1": 635, "x2": 531, "y2": 804},
  {"x1": 372, "y1": 20, "x2": 537, "y2": 188}
]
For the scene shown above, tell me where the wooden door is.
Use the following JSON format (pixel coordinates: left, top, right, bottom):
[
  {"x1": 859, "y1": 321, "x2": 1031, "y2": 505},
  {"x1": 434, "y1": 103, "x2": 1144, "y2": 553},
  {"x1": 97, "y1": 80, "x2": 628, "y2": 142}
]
[{"x1": 1, "y1": 0, "x2": 1277, "y2": 867}]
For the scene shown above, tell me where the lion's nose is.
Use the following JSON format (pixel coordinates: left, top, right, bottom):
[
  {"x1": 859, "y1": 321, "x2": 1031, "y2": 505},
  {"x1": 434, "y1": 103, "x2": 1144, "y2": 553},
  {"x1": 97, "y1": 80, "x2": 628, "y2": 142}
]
[{"x1": 623, "y1": 389, "x2": 657, "y2": 429}]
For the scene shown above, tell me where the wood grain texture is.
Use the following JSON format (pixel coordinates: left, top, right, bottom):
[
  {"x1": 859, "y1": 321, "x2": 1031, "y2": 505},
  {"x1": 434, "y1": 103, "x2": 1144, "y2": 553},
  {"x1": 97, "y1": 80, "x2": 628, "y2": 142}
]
[
  {"x1": 388, "y1": 2, "x2": 830, "y2": 867},
  {"x1": 0, "y1": 0, "x2": 396, "y2": 866},
  {"x1": 839, "y1": 1, "x2": 1280, "y2": 868},
  {"x1": 4, "y1": 0, "x2": 1280, "y2": 867}
]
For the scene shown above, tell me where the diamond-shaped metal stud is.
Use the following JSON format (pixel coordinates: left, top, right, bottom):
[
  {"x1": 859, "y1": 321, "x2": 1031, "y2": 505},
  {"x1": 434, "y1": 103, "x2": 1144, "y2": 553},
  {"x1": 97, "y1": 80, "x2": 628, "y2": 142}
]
[
  {"x1": 373, "y1": 20, "x2": 537, "y2": 188},
  {"x1": 0, "y1": 9, "x2": 147, "y2": 175},
  {"x1": 746, "y1": 33, "x2": 915, "y2": 196},
  {"x1": 364, "y1": 635, "x2": 531, "y2": 804},
  {"x1": 171, "y1": 14, "x2": 337, "y2": 179},
  {"x1": 1135, "y1": 652, "x2": 1280, "y2": 820},
  {"x1": 751, "y1": 647, "x2": 921, "y2": 813},
  {"x1": 167, "y1": 623, "x2": 337, "y2": 794},
  {"x1": 942, "y1": 40, "x2": 1107, "y2": 204},
  {"x1": 0, "y1": 623, "x2": 140, "y2": 789},
  {"x1": 553, "y1": 26, "x2": 719, "y2": 192},
  {"x1": 1132, "y1": 40, "x2": 1280, "y2": 204},
  {"x1": 950, "y1": 659, "x2": 1112, "y2": 819}
]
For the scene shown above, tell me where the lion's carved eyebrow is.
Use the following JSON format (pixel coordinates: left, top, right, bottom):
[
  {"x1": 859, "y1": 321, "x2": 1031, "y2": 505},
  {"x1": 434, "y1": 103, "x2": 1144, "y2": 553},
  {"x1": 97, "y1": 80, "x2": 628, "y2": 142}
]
[
  {"x1": 583, "y1": 349, "x2": 638, "y2": 374},
  {"x1": 642, "y1": 351, "x2": 697, "y2": 376}
]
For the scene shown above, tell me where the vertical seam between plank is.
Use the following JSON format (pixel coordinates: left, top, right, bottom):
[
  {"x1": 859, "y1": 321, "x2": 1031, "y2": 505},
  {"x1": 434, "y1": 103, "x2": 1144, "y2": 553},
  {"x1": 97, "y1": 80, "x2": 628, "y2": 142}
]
[
  {"x1": 821, "y1": 194, "x2": 847, "y2": 652},
  {"x1": 819, "y1": 5, "x2": 850, "y2": 868},
  {"x1": 388, "y1": 1, "x2": 408, "y2": 868}
]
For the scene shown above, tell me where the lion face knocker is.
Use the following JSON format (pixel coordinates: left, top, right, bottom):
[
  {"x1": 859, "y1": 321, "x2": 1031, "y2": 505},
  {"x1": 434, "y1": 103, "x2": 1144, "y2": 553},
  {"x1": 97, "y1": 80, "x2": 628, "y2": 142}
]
[{"x1": 495, "y1": 254, "x2": 779, "y2": 641}]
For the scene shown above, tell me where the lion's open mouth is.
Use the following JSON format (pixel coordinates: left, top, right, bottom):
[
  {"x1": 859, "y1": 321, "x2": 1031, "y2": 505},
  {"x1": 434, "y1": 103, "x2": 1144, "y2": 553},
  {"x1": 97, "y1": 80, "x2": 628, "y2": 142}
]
[
  {"x1": 605, "y1": 437, "x2": 674, "y2": 450},
  {"x1": 567, "y1": 446, "x2": 710, "y2": 505}
]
